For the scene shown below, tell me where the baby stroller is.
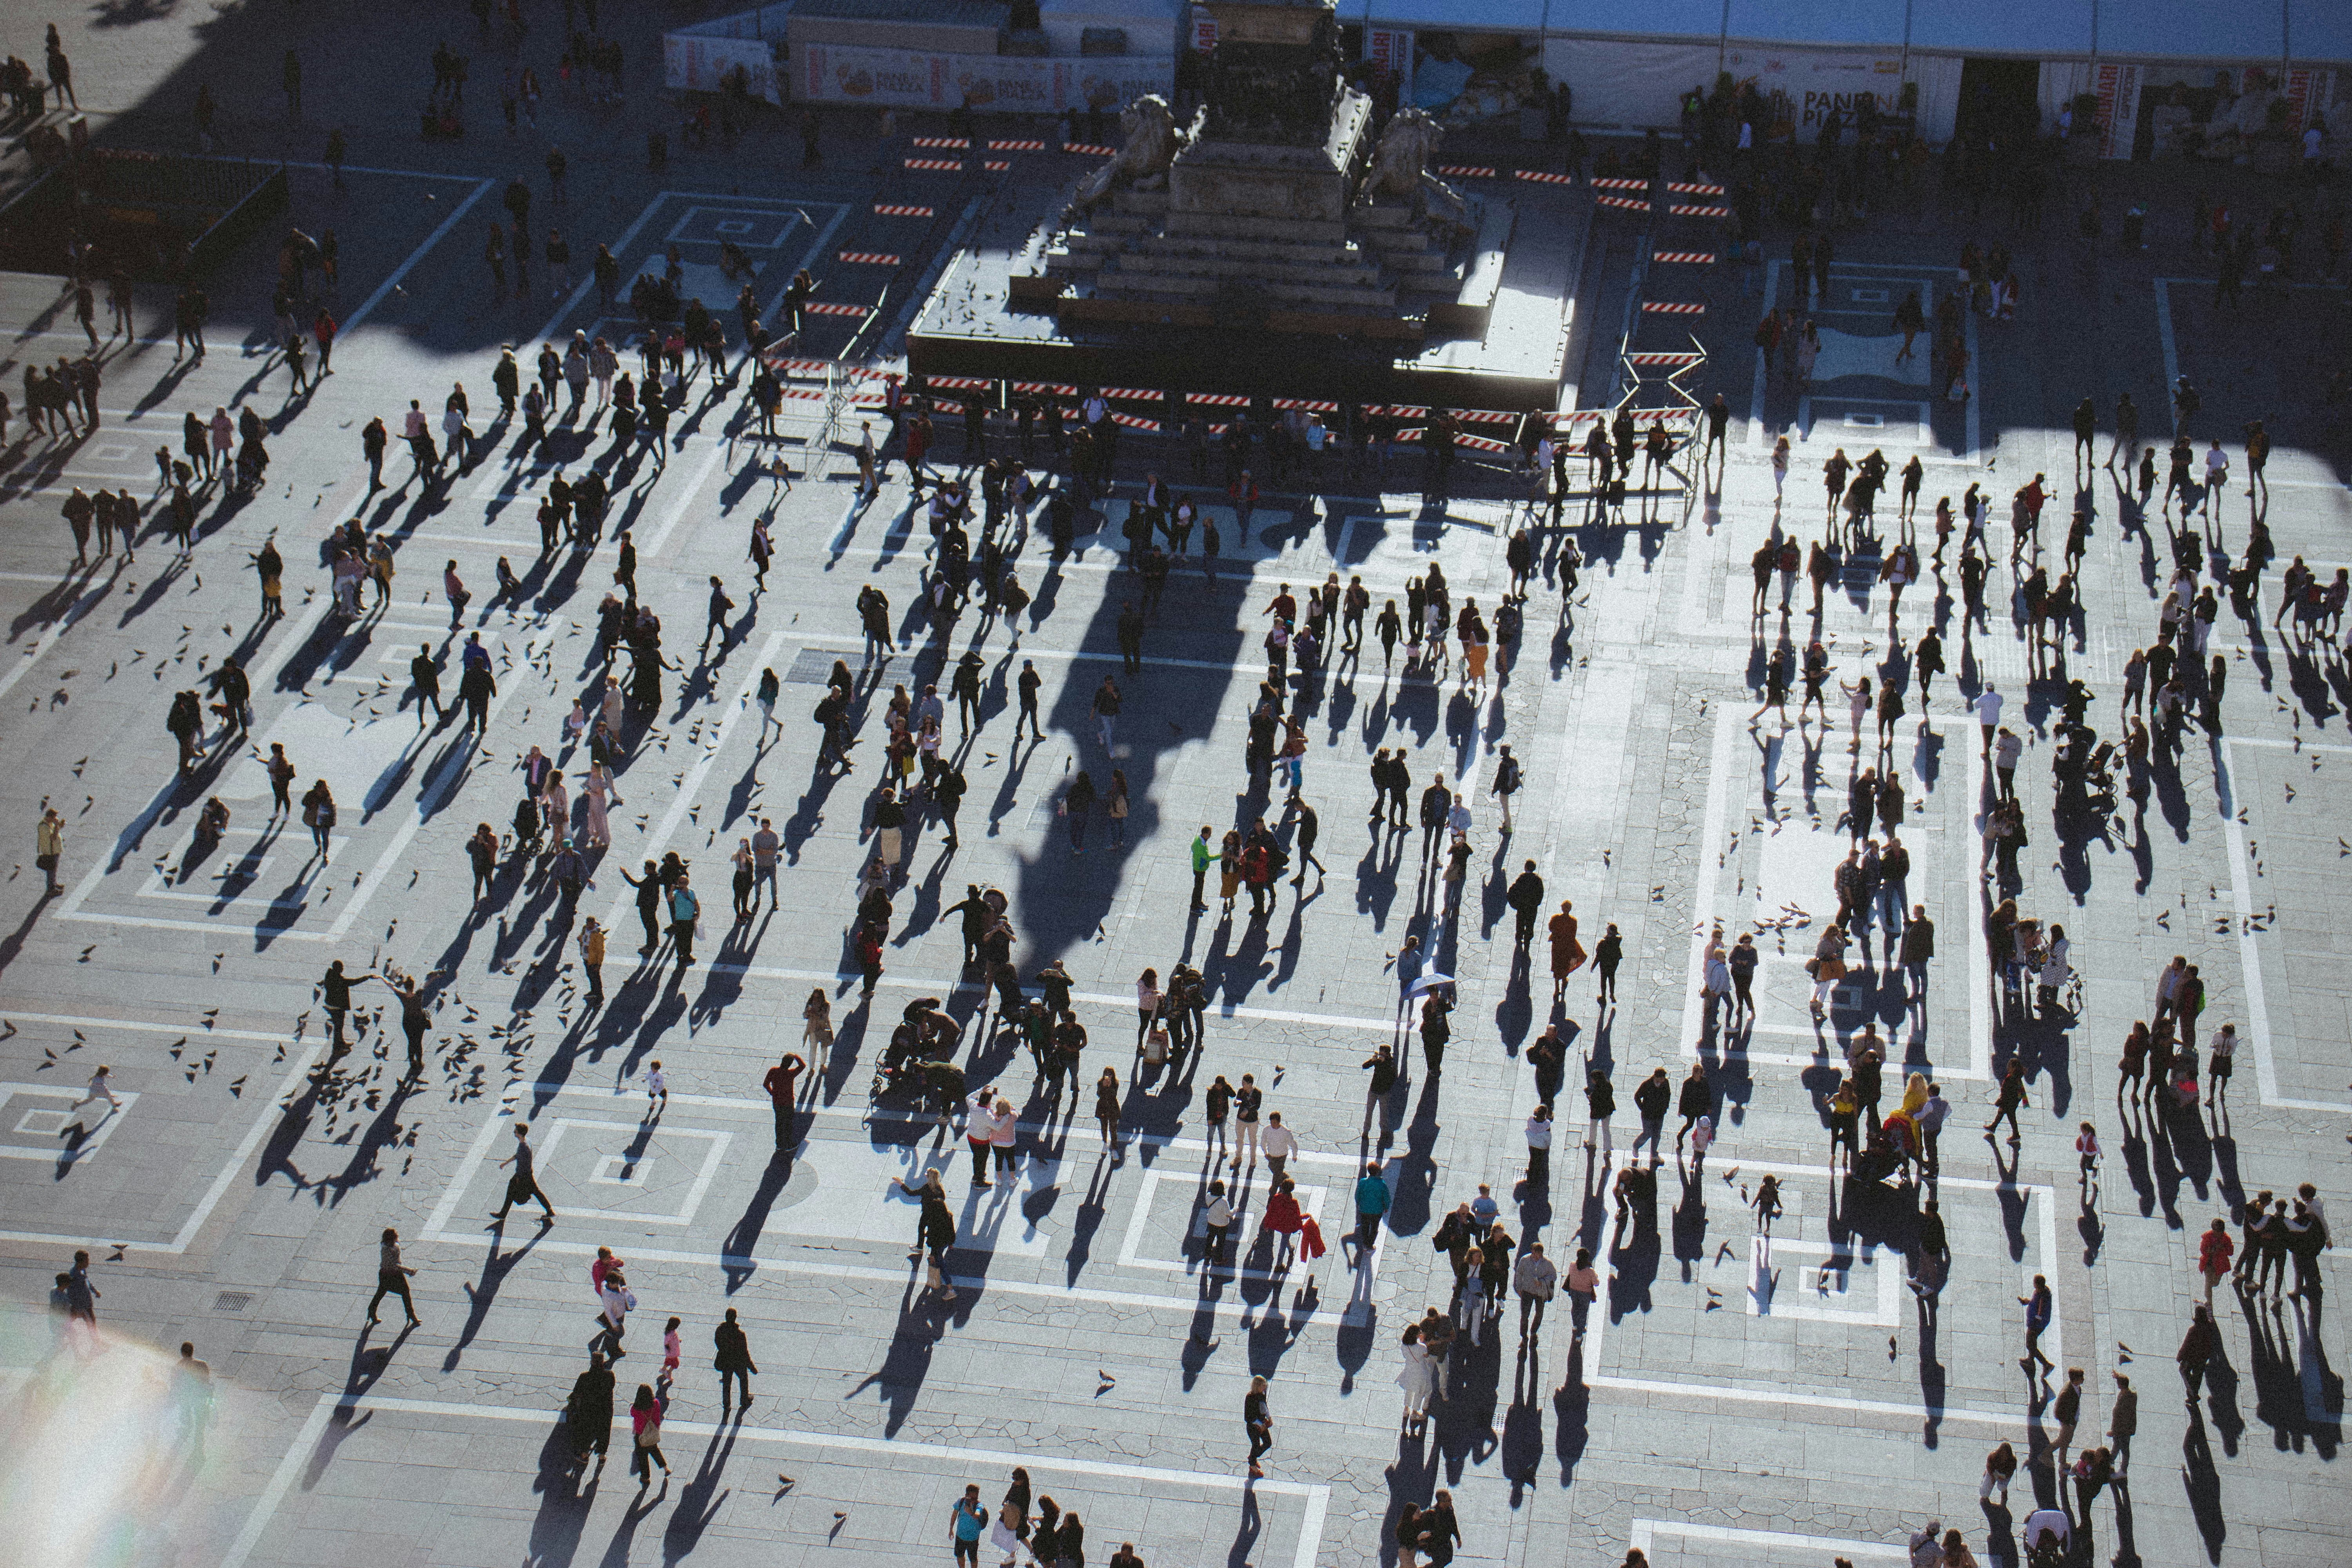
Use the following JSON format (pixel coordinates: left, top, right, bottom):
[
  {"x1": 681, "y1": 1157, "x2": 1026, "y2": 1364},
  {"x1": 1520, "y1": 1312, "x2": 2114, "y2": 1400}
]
[{"x1": 1852, "y1": 1125, "x2": 1902, "y2": 1183}]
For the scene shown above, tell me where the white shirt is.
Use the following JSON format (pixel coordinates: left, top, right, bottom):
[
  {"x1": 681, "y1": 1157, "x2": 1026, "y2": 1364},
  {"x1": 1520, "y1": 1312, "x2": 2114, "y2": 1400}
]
[
  {"x1": 1973, "y1": 690, "x2": 2002, "y2": 727},
  {"x1": 1525, "y1": 1114, "x2": 1553, "y2": 1150},
  {"x1": 1204, "y1": 1193, "x2": 1233, "y2": 1227},
  {"x1": 646, "y1": 1067, "x2": 666, "y2": 1096},
  {"x1": 1261, "y1": 1123, "x2": 1298, "y2": 1160}
]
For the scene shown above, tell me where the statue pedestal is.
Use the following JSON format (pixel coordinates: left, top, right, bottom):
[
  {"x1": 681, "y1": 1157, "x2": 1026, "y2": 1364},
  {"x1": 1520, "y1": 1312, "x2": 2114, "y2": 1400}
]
[{"x1": 1166, "y1": 90, "x2": 1371, "y2": 225}]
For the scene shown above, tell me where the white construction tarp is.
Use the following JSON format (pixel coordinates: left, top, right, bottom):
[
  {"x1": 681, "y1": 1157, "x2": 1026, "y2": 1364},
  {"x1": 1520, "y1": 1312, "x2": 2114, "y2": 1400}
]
[
  {"x1": 665, "y1": 33, "x2": 783, "y2": 102},
  {"x1": 795, "y1": 44, "x2": 1174, "y2": 112},
  {"x1": 1543, "y1": 36, "x2": 1719, "y2": 128}
]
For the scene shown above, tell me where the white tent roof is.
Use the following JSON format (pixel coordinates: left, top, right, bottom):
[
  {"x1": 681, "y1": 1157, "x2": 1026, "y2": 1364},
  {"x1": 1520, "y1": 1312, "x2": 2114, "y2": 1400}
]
[
  {"x1": 1724, "y1": 0, "x2": 1904, "y2": 49},
  {"x1": 1427, "y1": 0, "x2": 2350, "y2": 62},
  {"x1": 1351, "y1": 0, "x2": 1548, "y2": 31}
]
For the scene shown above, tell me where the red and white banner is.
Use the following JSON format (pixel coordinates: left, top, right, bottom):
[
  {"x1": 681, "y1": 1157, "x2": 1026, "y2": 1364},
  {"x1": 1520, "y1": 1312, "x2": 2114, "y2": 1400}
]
[
  {"x1": 798, "y1": 44, "x2": 1172, "y2": 113},
  {"x1": 1189, "y1": 6, "x2": 1218, "y2": 54},
  {"x1": 1367, "y1": 28, "x2": 1414, "y2": 98},
  {"x1": 2092, "y1": 62, "x2": 2141, "y2": 160}
]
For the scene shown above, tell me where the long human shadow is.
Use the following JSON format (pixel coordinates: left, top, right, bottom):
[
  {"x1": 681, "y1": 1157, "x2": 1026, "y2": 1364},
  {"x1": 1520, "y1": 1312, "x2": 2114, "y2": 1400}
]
[
  {"x1": 660, "y1": 1422, "x2": 738, "y2": 1564},
  {"x1": 720, "y1": 1152, "x2": 794, "y2": 1294},
  {"x1": 443, "y1": 1221, "x2": 553, "y2": 1371}
]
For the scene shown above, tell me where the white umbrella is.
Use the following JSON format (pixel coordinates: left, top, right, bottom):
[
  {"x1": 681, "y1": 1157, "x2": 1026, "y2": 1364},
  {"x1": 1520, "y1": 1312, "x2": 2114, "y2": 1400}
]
[{"x1": 1406, "y1": 971, "x2": 1455, "y2": 997}]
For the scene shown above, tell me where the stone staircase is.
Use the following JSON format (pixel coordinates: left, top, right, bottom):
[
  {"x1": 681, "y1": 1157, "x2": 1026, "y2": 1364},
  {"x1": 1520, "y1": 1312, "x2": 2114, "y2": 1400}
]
[{"x1": 1037, "y1": 187, "x2": 1486, "y2": 330}]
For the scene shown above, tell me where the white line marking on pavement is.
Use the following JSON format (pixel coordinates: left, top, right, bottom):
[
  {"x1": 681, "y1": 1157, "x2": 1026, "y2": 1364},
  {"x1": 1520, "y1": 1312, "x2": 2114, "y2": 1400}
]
[
  {"x1": 216, "y1": 1392, "x2": 336, "y2": 1568},
  {"x1": 1595, "y1": 1374, "x2": 2024, "y2": 1428},
  {"x1": 712, "y1": 960, "x2": 1396, "y2": 1033},
  {"x1": 325, "y1": 651, "x2": 543, "y2": 942},
  {"x1": 596, "y1": 618, "x2": 802, "y2": 930},
  {"x1": 1579, "y1": 1150, "x2": 2050, "y2": 1430},
  {"x1": 0, "y1": 571, "x2": 118, "y2": 707},
  {"x1": 525, "y1": 190, "x2": 683, "y2": 347},
  {"x1": 2154, "y1": 279, "x2": 2182, "y2": 440},
  {"x1": 1674, "y1": 706, "x2": 1737, "y2": 1063},
  {"x1": 1746, "y1": 258, "x2": 1779, "y2": 450},
  {"x1": 421, "y1": 1082, "x2": 527, "y2": 1239},
  {"x1": 341, "y1": 179, "x2": 498, "y2": 336},
  {"x1": 0, "y1": 1032, "x2": 324, "y2": 1254},
  {"x1": 1631, "y1": 1518, "x2": 1909, "y2": 1561},
  {"x1": 340, "y1": 1393, "x2": 1338, "y2": 1546},
  {"x1": 0, "y1": 1010, "x2": 284, "y2": 1042},
  {"x1": 639, "y1": 440, "x2": 726, "y2": 557},
  {"x1": 2217, "y1": 737, "x2": 2350, "y2": 1114},
  {"x1": 1963, "y1": 718, "x2": 1990, "y2": 1082}
]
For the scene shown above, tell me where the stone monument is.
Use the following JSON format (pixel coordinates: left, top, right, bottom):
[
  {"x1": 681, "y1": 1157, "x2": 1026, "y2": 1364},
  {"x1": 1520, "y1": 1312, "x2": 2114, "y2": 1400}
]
[{"x1": 907, "y1": 0, "x2": 1569, "y2": 409}]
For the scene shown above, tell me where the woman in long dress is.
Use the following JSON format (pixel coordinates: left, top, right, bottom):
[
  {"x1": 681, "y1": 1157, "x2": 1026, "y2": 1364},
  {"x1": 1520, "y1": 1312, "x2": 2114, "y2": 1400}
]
[
  {"x1": 1396, "y1": 1323, "x2": 1437, "y2": 1432},
  {"x1": 581, "y1": 766, "x2": 618, "y2": 848},
  {"x1": 541, "y1": 770, "x2": 570, "y2": 840}
]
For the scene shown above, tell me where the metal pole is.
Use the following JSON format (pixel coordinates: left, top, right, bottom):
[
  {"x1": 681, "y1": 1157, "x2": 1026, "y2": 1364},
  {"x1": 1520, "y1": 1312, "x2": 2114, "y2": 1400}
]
[{"x1": 1719, "y1": 0, "x2": 1732, "y2": 77}]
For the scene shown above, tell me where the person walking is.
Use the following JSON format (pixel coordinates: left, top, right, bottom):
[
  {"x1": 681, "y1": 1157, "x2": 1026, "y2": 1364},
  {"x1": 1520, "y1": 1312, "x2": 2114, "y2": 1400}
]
[
  {"x1": 1243, "y1": 1376, "x2": 1273, "y2": 1477},
  {"x1": 2178, "y1": 1303, "x2": 2218, "y2": 1403},
  {"x1": 1346, "y1": 1160, "x2": 1390, "y2": 1264},
  {"x1": 2107, "y1": 1372, "x2": 2138, "y2": 1475},
  {"x1": 763, "y1": 1051, "x2": 806, "y2": 1151},
  {"x1": 67, "y1": 1064, "x2": 121, "y2": 1127},
  {"x1": 367, "y1": 1227, "x2": 421, "y2": 1325},
  {"x1": 2019, "y1": 1274, "x2": 2055, "y2": 1375},
  {"x1": 1548, "y1": 900, "x2": 1587, "y2": 1005},
  {"x1": 494, "y1": 1122, "x2": 557, "y2": 1222},
  {"x1": 36, "y1": 805, "x2": 64, "y2": 895},
  {"x1": 1584, "y1": 1065, "x2": 1615, "y2": 1160},
  {"x1": 1631, "y1": 1067, "x2": 1671, "y2": 1159},
  {"x1": 1985, "y1": 1059, "x2": 2029, "y2": 1143},
  {"x1": 712, "y1": 1308, "x2": 758, "y2": 1413},
  {"x1": 951, "y1": 1484, "x2": 989, "y2": 1564},
  {"x1": 668, "y1": 873, "x2": 701, "y2": 965},
  {"x1": 628, "y1": 1384, "x2": 671, "y2": 1484},
  {"x1": 2196, "y1": 1217, "x2": 2234, "y2": 1304},
  {"x1": 1514, "y1": 1241, "x2": 1557, "y2": 1338}
]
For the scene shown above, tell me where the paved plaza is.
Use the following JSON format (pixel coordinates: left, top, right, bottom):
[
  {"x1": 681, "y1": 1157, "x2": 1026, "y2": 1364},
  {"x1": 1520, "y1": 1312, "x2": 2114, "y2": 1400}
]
[{"x1": 0, "y1": 7, "x2": 2347, "y2": 1568}]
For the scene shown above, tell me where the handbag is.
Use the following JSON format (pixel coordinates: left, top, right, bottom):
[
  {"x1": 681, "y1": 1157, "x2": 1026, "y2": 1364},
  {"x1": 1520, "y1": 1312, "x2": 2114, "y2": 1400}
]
[{"x1": 1143, "y1": 1027, "x2": 1169, "y2": 1065}]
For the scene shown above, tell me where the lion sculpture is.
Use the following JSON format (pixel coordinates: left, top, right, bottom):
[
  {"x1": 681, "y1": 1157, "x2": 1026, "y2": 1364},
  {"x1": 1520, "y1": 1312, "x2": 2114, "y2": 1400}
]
[
  {"x1": 1068, "y1": 94, "x2": 1189, "y2": 216},
  {"x1": 1365, "y1": 107, "x2": 1470, "y2": 233}
]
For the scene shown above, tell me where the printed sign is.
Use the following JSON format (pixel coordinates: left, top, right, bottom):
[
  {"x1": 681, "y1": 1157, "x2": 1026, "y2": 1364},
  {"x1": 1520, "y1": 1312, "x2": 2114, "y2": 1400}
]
[
  {"x1": 1726, "y1": 49, "x2": 1902, "y2": 127},
  {"x1": 799, "y1": 43, "x2": 1172, "y2": 113},
  {"x1": 1366, "y1": 27, "x2": 1413, "y2": 96}
]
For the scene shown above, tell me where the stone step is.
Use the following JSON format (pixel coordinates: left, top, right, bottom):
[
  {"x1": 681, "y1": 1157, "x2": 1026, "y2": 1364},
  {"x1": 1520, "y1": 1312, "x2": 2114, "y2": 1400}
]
[
  {"x1": 1112, "y1": 249, "x2": 1384, "y2": 287},
  {"x1": 1162, "y1": 210, "x2": 1347, "y2": 245},
  {"x1": 1350, "y1": 201, "x2": 1420, "y2": 231},
  {"x1": 1135, "y1": 234, "x2": 1367, "y2": 267},
  {"x1": 1113, "y1": 189, "x2": 1170, "y2": 218},
  {"x1": 1088, "y1": 212, "x2": 1152, "y2": 236},
  {"x1": 1098, "y1": 272, "x2": 1397, "y2": 311},
  {"x1": 1041, "y1": 249, "x2": 1105, "y2": 277}
]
